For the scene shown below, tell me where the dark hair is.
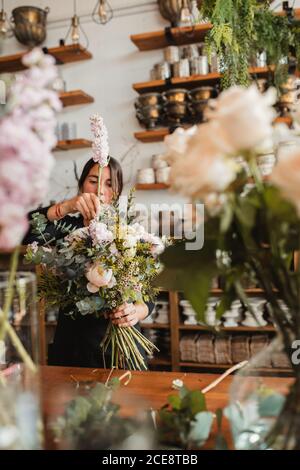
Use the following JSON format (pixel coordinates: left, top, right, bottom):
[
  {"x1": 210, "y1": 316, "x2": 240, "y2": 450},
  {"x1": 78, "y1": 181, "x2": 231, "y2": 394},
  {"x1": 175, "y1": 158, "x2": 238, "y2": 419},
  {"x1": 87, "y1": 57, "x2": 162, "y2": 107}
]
[{"x1": 78, "y1": 157, "x2": 123, "y2": 198}]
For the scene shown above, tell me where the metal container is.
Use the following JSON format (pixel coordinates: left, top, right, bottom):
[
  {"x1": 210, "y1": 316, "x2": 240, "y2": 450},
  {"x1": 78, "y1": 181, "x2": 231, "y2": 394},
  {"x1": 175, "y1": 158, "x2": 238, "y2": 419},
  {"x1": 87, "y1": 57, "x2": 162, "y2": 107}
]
[
  {"x1": 135, "y1": 93, "x2": 163, "y2": 108},
  {"x1": 156, "y1": 166, "x2": 171, "y2": 184},
  {"x1": 188, "y1": 99, "x2": 208, "y2": 122},
  {"x1": 151, "y1": 62, "x2": 171, "y2": 80},
  {"x1": 152, "y1": 154, "x2": 169, "y2": 170},
  {"x1": 164, "y1": 101, "x2": 187, "y2": 124},
  {"x1": 171, "y1": 59, "x2": 190, "y2": 78},
  {"x1": 137, "y1": 168, "x2": 155, "y2": 184},
  {"x1": 157, "y1": 0, "x2": 199, "y2": 26},
  {"x1": 256, "y1": 51, "x2": 267, "y2": 68},
  {"x1": 182, "y1": 44, "x2": 199, "y2": 60},
  {"x1": 190, "y1": 56, "x2": 209, "y2": 75},
  {"x1": 11, "y1": 6, "x2": 49, "y2": 47},
  {"x1": 189, "y1": 86, "x2": 216, "y2": 101},
  {"x1": 163, "y1": 46, "x2": 180, "y2": 64},
  {"x1": 136, "y1": 105, "x2": 163, "y2": 129},
  {"x1": 162, "y1": 88, "x2": 189, "y2": 103},
  {"x1": 210, "y1": 53, "x2": 220, "y2": 73}
]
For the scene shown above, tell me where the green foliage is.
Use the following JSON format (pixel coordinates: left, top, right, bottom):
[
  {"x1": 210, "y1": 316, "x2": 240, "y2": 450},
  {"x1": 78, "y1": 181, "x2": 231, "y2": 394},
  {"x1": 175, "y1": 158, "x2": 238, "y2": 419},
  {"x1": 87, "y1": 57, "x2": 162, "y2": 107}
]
[
  {"x1": 52, "y1": 381, "x2": 140, "y2": 450},
  {"x1": 201, "y1": 1, "x2": 300, "y2": 88},
  {"x1": 202, "y1": 0, "x2": 256, "y2": 87},
  {"x1": 158, "y1": 386, "x2": 215, "y2": 449}
]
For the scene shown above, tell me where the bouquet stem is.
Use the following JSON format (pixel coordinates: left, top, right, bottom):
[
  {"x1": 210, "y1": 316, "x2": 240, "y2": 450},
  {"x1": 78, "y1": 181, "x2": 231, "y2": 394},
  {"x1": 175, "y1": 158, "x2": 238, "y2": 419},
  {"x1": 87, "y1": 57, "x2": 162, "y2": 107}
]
[{"x1": 101, "y1": 321, "x2": 159, "y2": 371}]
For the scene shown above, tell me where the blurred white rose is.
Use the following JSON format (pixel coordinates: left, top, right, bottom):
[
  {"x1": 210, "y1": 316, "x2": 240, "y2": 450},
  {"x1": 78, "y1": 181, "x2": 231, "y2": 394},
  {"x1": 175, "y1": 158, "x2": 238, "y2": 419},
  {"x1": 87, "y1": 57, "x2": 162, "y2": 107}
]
[
  {"x1": 168, "y1": 123, "x2": 239, "y2": 199},
  {"x1": 206, "y1": 85, "x2": 276, "y2": 152},
  {"x1": 270, "y1": 149, "x2": 300, "y2": 215},
  {"x1": 65, "y1": 227, "x2": 89, "y2": 243},
  {"x1": 86, "y1": 264, "x2": 115, "y2": 293},
  {"x1": 164, "y1": 125, "x2": 198, "y2": 162}
]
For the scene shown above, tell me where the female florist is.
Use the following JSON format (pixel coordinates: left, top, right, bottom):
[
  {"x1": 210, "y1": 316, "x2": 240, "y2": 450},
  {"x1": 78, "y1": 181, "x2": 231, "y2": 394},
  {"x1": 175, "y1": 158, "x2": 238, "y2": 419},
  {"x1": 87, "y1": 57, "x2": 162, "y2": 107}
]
[{"x1": 1, "y1": 0, "x2": 300, "y2": 455}]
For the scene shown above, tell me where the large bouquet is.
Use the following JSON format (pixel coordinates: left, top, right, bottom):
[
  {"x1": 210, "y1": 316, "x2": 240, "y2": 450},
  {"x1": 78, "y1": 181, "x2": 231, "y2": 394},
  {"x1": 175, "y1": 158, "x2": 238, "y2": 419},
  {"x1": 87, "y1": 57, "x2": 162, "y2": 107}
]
[{"x1": 25, "y1": 194, "x2": 165, "y2": 370}]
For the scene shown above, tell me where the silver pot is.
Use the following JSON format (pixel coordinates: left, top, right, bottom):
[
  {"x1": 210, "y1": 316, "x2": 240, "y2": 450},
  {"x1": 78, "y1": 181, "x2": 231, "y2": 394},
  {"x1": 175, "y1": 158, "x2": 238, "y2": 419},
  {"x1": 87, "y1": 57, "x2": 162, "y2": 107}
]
[
  {"x1": 157, "y1": 0, "x2": 201, "y2": 26},
  {"x1": 162, "y1": 88, "x2": 189, "y2": 103},
  {"x1": 164, "y1": 101, "x2": 187, "y2": 124},
  {"x1": 135, "y1": 93, "x2": 163, "y2": 108},
  {"x1": 171, "y1": 59, "x2": 190, "y2": 78},
  {"x1": 163, "y1": 46, "x2": 180, "y2": 64},
  {"x1": 190, "y1": 56, "x2": 209, "y2": 75},
  {"x1": 189, "y1": 86, "x2": 216, "y2": 101},
  {"x1": 11, "y1": 6, "x2": 49, "y2": 47},
  {"x1": 182, "y1": 44, "x2": 199, "y2": 60},
  {"x1": 136, "y1": 105, "x2": 163, "y2": 129},
  {"x1": 151, "y1": 62, "x2": 171, "y2": 80}
]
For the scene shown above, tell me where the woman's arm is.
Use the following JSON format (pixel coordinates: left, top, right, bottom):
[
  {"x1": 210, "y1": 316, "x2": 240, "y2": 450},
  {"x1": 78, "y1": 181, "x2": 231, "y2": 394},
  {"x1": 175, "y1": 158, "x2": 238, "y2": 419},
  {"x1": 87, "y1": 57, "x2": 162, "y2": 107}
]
[{"x1": 47, "y1": 193, "x2": 101, "y2": 223}]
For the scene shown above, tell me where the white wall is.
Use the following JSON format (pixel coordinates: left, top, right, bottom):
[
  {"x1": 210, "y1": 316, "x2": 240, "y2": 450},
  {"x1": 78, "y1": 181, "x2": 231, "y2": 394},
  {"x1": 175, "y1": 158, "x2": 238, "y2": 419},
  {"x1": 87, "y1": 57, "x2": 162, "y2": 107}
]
[
  {"x1": 2, "y1": 0, "x2": 299, "y2": 208},
  {"x1": 1, "y1": 0, "x2": 187, "y2": 208}
]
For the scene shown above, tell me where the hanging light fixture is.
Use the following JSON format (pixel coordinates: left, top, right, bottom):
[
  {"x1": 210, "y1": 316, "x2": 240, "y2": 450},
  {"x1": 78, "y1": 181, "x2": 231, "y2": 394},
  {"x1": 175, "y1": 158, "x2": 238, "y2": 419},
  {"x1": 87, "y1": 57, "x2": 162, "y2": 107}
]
[
  {"x1": 0, "y1": 0, "x2": 12, "y2": 39},
  {"x1": 64, "y1": 0, "x2": 89, "y2": 47},
  {"x1": 92, "y1": 0, "x2": 113, "y2": 25}
]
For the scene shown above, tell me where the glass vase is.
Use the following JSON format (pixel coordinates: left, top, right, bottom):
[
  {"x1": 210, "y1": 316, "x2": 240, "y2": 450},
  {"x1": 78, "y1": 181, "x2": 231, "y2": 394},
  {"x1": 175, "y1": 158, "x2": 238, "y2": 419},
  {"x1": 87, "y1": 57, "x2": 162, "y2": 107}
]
[
  {"x1": 225, "y1": 335, "x2": 300, "y2": 450},
  {"x1": 0, "y1": 271, "x2": 42, "y2": 450}
]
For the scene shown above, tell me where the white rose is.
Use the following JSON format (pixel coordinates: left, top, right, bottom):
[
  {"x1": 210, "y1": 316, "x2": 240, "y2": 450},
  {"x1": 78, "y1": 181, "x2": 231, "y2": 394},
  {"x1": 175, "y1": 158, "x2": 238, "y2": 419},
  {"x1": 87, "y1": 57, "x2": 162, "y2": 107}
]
[
  {"x1": 164, "y1": 125, "x2": 198, "y2": 162},
  {"x1": 125, "y1": 247, "x2": 137, "y2": 258},
  {"x1": 168, "y1": 123, "x2": 238, "y2": 199},
  {"x1": 88, "y1": 220, "x2": 114, "y2": 246},
  {"x1": 28, "y1": 241, "x2": 39, "y2": 253},
  {"x1": 65, "y1": 227, "x2": 89, "y2": 243},
  {"x1": 86, "y1": 264, "x2": 115, "y2": 293},
  {"x1": 270, "y1": 149, "x2": 300, "y2": 215},
  {"x1": 206, "y1": 85, "x2": 277, "y2": 152}
]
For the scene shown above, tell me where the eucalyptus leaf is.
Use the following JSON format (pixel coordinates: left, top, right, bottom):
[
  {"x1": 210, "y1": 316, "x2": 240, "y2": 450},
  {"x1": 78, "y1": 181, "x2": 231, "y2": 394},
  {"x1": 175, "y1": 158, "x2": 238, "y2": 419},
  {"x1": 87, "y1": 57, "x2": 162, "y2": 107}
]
[
  {"x1": 168, "y1": 395, "x2": 182, "y2": 410},
  {"x1": 188, "y1": 411, "x2": 214, "y2": 445}
]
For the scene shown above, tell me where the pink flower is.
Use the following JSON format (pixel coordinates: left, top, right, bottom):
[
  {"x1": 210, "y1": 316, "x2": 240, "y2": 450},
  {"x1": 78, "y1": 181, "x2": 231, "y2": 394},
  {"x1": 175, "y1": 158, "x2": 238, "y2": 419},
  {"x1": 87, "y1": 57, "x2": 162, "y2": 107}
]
[
  {"x1": 0, "y1": 47, "x2": 60, "y2": 250},
  {"x1": 85, "y1": 263, "x2": 116, "y2": 293},
  {"x1": 28, "y1": 241, "x2": 39, "y2": 253},
  {"x1": 90, "y1": 114, "x2": 109, "y2": 167},
  {"x1": 88, "y1": 220, "x2": 114, "y2": 245},
  {"x1": 0, "y1": 204, "x2": 28, "y2": 250}
]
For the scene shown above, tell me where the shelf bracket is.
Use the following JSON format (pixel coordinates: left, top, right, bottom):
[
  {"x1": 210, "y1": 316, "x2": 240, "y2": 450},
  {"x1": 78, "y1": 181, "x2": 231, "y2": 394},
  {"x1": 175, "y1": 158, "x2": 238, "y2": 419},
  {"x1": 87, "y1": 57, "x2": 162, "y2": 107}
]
[{"x1": 164, "y1": 27, "x2": 176, "y2": 45}]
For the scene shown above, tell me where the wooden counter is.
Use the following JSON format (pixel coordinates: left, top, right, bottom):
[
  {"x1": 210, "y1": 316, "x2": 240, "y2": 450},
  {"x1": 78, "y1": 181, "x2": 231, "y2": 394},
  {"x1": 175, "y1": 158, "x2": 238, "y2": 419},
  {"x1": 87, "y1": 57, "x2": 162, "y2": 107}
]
[{"x1": 40, "y1": 366, "x2": 292, "y2": 450}]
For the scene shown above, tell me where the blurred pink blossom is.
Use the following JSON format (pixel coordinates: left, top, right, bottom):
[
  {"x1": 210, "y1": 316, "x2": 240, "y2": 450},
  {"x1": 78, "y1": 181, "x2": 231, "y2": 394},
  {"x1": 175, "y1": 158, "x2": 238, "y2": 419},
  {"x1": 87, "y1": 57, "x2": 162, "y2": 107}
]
[{"x1": 0, "y1": 47, "x2": 61, "y2": 250}]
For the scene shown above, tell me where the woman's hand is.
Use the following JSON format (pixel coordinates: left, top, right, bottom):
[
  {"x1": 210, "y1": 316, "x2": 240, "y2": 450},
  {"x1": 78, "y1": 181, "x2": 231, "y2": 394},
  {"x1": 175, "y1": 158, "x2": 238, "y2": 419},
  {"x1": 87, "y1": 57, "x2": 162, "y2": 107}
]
[
  {"x1": 65, "y1": 193, "x2": 101, "y2": 223},
  {"x1": 47, "y1": 193, "x2": 101, "y2": 223},
  {"x1": 107, "y1": 302, "x2": 149, "y2": 328}
]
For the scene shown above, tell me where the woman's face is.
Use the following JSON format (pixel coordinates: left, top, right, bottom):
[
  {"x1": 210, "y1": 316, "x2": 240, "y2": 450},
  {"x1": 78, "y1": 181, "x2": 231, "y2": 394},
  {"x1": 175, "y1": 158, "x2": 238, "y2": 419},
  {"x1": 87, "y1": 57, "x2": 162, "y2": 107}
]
[{"x1": 82, "y1": 164, "x2": 113, "y2": 204}]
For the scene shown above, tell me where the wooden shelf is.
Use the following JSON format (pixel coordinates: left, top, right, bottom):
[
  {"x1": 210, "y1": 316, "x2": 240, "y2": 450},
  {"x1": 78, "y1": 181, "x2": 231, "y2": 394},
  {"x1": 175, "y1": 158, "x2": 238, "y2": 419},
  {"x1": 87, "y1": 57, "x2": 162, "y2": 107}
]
[
  {"x1": 0, "y1": 44, "x2": 92, "y2": 74},
  {"x1": 131, "y1": 23, "x2": 213, "y2": 51},
  {"x1": 134, "y1": 129, "x2": 170, "y2": 143},
  {"x1": 148, "y1": 356, "x2": 171, "y2": 366},
  {"x1": 131, "y1": 9, "x2": 300, "y2": 51},
  {"x1": 53, "y1": 138, "x2": 92, "y2": 151},
  {"x1": 133, "y1": 67, "x2": 273, "y2": 94},
  {"x1": 135, "y1": 183, "x2": 170, "y2": 190},
  {"x1": 134, "y1": 116, "x2": 292, "y2": 143},
  {"x1": 179, "y1": 362, "x2": 291, "y2": 374},
  {"x1": 59, "y1": 90, "x2": 94, "y2": 107},
  {"x1": 179, "y1": 324, "x2": 276, "y2": 332},
  {"x1": 140, "y1": 323, "x2": 170, "y2": 329},
  {"x1": 274, "y1": 116, "x2": 293, "y2": 127}
]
